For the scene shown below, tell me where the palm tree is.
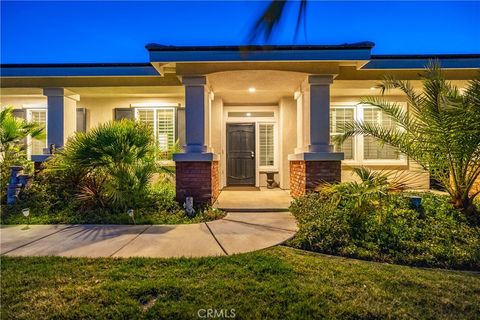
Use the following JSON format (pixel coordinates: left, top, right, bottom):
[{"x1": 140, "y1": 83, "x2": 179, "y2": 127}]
[
  {"x1": 249, "y1": 0, "x2": 307, "y2": 42},
  {"x1": 0, "y1": 107, "x2": 45, "y2": 200},
  {"x1": 335, "y1": 63, "x2": 480, "y2": 214},
  {"x1": 57, "y1": 119, "x2": 156, "y2": 210}
]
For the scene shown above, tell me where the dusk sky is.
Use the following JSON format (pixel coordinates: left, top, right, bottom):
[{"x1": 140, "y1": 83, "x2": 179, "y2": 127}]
[{"x1": 1, "y1": 1, "x2": 479, "y2": 63}]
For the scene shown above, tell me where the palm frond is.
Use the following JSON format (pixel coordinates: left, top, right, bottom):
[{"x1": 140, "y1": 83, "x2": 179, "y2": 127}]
[{"x1": 248, "y1": 0, "x2": 307, "y2": 43}]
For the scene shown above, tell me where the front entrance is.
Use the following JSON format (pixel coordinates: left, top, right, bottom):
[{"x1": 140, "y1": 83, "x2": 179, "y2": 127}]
[{"x1": 226, "y1": 123, "x2": 255, "y2": 186}]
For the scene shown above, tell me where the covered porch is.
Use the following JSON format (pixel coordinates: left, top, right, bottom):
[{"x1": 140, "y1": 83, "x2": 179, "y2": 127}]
[{"x1": 154, "y1": 44, "x2": 367, "y2": 205}]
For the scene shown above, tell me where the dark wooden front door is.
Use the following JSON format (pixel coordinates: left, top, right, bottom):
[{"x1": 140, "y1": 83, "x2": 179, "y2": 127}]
[{"x1": 227, "y1": 123, "x2": 255, "y2": 186}]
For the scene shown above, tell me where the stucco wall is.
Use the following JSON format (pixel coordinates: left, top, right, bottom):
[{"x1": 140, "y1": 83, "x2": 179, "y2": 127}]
[
  {"x1": 0, "y1": 96, "x2": 47, "y2": 107},
  {"x1": 340, "y1": 163, "x2": 430, "y2": 189},
  {"x1": 279, "y1": 96, "x2": 297, "y2": 189},
  {"x1": 210, "y1": 97, "x2": 223, "y2": 186}
]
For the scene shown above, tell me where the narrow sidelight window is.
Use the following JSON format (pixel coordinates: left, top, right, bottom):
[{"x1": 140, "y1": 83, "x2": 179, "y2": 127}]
[{"x1": 259, "y1": 123, "x2": 274, "y2": 167}]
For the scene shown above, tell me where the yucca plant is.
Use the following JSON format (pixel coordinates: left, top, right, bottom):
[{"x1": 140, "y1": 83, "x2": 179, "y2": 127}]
[
  {"x1": 335, "y1": 63, "x2": 480, "y2": 215},
  {"x1": 56, "y1": 119, "x2": 156, "y2": 210},
  {"x1": 0, "y1": 107, "x2": 45, "y2": 201}
]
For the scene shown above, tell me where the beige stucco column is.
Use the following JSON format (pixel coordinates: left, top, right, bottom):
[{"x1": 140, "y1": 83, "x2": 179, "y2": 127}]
[
  {"x1": 43, "y1": 88, "x2": 79, "y2": 149},
  {"x1": 173, "y1": 76, "x2": 219, "y2": 205},
  {"x1": 288, "y1": 75, "x2": 343, "y2": 197},
  {"x1": 181, "y1": 76, "x2": 208, "y2": 153},
  {"x1": 308, "y1": 75, "x2": 334, "y2": 152},
  {"x1": 294, "y1": 91, "x2": 305, "y2": 154},
  {"x1": 206, "y1": 90, "x2": 214, "y2": 153}
]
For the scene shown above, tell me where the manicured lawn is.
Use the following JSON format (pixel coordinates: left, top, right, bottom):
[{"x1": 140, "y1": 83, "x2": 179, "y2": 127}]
[{"x1": 1, "y1": 246, "x2": 479, "y2": 319}]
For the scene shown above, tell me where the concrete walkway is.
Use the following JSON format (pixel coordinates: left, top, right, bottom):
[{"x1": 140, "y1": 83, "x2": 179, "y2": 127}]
[
  {"x1": 214, "y1": 188, "x2": 293, "y2": 211},
  {"x1": 0, "y1": 212, "x2": 298, "y2": 258}
]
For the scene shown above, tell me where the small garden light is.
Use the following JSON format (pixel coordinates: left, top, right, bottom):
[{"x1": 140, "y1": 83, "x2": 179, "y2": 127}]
[
  {"x1": 409, "y1": 196, "x2": 422, "y2": 209},
  {"x1": 22, "y1": 208, "x2": 30, "y2": 229},
  {"x1": 127, "y1": 208, "x2": 136, "y2": 225}
]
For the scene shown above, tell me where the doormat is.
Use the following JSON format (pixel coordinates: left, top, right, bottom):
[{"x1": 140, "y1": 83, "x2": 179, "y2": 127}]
[{"x1": 222, "y1": 186, "x2": 260, "y2": 191}]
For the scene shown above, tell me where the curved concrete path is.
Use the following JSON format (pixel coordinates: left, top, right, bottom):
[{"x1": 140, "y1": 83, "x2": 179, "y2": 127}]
[{"x1": 0, "y1": 212, "x2": 298, "y2": 258}]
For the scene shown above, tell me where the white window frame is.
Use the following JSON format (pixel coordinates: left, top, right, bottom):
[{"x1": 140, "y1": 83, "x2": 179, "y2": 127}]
[
  {"x1": 134, "y1": 106, "x2": 176, "y2": 153},
  {"x1": 222, "y1": 106, "x2": 279, "y2": 188},
  {"x1": 25, "y1": 107, "x2": 48, "y2": 158},
  {"x1": 331, "y1": 102, "x2": 408, "y2": 166}
]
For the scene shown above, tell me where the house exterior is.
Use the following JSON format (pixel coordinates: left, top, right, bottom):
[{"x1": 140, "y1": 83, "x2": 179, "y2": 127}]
[{"x1": 1, "y1": 42, "x2": 479, "y2": 204}]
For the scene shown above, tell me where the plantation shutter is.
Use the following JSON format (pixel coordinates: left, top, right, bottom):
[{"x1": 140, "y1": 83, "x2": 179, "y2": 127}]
[
  {"x1": 363, "y1": 107, "x2": 400, "y2": 160},
  {"x1": 12, "y1": 109, "x2": 26, "y2": 119},
  {"x1": 330, "y1": 107, "x2": 354, "y2": 160},
  {"x1": 114, "y1": 108, "x2": 135, "y2": 120},
  {"x1": 29, "y1": 110, "x2": 47, "y2": 155},
  {"x1": 176, "y1": 108, "x2": 185, "y2": 147},
  {"x1": 76, "y1": 108, "x2": 86, "y2": 132},
  {"x1": 259, "y1": 123, "x2": 275, "y2": 166},
  {"x1": 156, "y1": 108, "x2": 175, "y2": 151},
  {"x1": 12, "y1": 109, "x2": 27, "y2": 147}
]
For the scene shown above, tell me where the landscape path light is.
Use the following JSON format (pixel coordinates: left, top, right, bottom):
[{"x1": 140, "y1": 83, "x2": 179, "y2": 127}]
[
  {"x1": 127, "y1": 208, "x2": 136, "y2": 225},
  {"x1": 22, "y1": 208, "x2": 30, "y2": 230}
]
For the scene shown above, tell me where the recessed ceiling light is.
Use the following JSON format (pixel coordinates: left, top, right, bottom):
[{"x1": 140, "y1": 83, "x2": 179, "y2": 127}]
[
  {"x1": 370, "y1": 87, "x2": 376, "y2": 90},
  {"x1": 246, "y1": 112, "x2": 252, "y2": 117},
  {"x1": 248, "y1": 87, "x2": 256, "y2": 93}
]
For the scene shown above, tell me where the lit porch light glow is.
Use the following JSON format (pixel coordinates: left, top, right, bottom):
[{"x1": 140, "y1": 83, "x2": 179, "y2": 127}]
[
  {"x1": 369, "y1": 87, "x2": 376, "y2": 90},
  {"x1": 246, "y1": 112, "x2": 252, "y2": 117},
  {"x1": 248, "y1": 87, "x2": 256, "y2": 93}
]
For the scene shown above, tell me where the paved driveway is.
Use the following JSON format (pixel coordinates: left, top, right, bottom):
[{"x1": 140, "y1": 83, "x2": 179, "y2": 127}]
[{"x1": 0, "y1": 212, "x2": 297, "y2": 258}]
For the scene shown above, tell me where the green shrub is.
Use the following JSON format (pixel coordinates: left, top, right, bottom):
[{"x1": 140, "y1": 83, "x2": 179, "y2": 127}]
[
  {"x1": 289, "y1": 194, "x2": 351, "y2": 253},
  {"x1": 289, "y1": 192, "x2": 480, "y2": 270}
]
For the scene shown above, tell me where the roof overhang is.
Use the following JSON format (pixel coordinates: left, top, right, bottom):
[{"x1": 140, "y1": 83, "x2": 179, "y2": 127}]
[
  {"x1": 364, "y1": 54, "x2": 480, "y2": 69},
  {"x1": 146, "y1": 42, "x2": 375, "y2": 63},
  {"x1": 0, "y1": 63, "x2": 160, "y2": 77}
]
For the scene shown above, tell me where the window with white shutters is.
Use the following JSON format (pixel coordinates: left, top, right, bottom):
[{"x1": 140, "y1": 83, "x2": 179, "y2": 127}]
[
  {"x1": 363, "y1": 107, "x2": 400, "y2": 160},
  {"x1": 28, "y1": 109, "x2": 47, "y2": 156},
  {"x1": 329, "y1": 104, "x2": 405, "y2": 164},
  {"x1": 136, "y1": 108, "x2": 175, "y2": 158},
  {"x1": 330, "y1": 107, "x2": 354, "y2": 160}
]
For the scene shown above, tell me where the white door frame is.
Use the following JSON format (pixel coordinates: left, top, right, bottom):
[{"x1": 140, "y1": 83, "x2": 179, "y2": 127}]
[{"x1": 221, "y1": 106, "x2": 279, "y2": 188}]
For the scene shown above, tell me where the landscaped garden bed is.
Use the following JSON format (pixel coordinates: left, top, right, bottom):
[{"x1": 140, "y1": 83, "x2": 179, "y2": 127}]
[
  {"x1": 288, "y1": 175, "x2": 480, "y2": 270},
  {"x1": 0, "y1": 116, "x2": 224, "y2": 225}
]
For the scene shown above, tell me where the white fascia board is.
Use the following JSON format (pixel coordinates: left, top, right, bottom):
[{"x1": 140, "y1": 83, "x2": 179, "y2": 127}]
[
  {"x1": 363, "y1": 58, "x2": 480, "y2": 70},
  {"x1": 149, "y1": 49, "x2": 372, "y2": 63},
  {"x1": 0, "y1": 65, "x2": 160, "y2": 77}
]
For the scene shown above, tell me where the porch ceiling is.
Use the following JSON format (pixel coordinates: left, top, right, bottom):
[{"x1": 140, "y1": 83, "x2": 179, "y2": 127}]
[{"x1": 208, "y1": 70, "x2": 307, "y2": 104}]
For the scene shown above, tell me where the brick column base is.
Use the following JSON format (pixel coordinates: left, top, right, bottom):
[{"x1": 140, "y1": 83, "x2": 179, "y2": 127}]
[
  {"x1": 175, "y1": 161, "x2": 219, "y2": 205},
  {"x1": 290, "y1": 160, "x2": 341, "y2": 198}
]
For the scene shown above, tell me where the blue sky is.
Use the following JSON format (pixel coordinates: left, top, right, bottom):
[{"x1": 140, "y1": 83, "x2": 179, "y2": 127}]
[{"x1": 1, "y1": 1, "x2": 479, "y2": 63}]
